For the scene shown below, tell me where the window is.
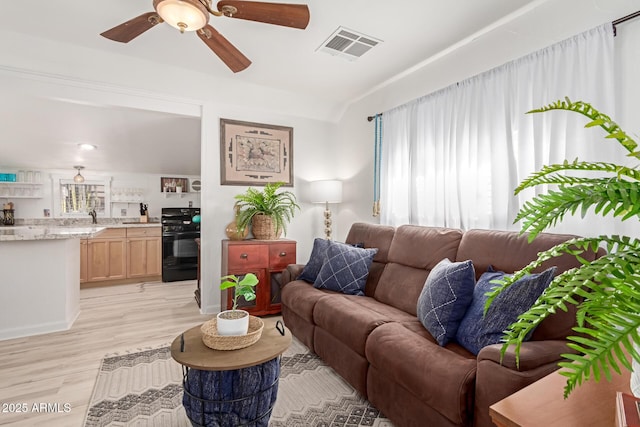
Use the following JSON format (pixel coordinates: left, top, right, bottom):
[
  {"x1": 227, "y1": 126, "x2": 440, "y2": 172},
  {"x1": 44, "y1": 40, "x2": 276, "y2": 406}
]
[
  {"x1": 52, "y1": 176, "x2": 112, "y2": 218},
  {"x1": 61, "y1": 182, "x2": 106, "y2": 215}
]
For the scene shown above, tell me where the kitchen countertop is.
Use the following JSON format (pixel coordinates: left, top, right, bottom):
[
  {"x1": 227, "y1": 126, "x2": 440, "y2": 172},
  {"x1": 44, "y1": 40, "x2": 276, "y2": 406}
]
[
  {"x1": 102, "y1": 223, "x2": 162, "y2": 228},
  {"x1": 0, "y1": 222, "x2": 162, "y2": 242},
  {"x1": 0, "y1": 225, "x2": 107, "y2": 242}
]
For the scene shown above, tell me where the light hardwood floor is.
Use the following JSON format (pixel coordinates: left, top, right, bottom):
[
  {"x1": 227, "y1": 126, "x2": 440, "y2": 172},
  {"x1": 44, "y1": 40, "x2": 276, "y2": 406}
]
[{"x1": 0, "y1": 280, "x2": 210, "y2": 427}]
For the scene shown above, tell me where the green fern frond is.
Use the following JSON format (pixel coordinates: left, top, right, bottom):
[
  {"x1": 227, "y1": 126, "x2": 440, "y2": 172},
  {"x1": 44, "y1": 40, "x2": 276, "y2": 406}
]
[
  {"x1": 234, "y1": 182, "x2": 300, "y2": 235},
  {"x1": 488, "y1": 235, "x2": 640, "y2": 398},
  {"x1": 480, "y1": 100, "x2": 640, "y2": 399},
  {"x1": 515, "y1": 180, "x2": 640, "y2": 240},
  {"x1": 528, "y1": 97, "x2": 638, "y2": 158},
  {"x1": 516, "y1": 160, "x2": 640, "y2": 194}
]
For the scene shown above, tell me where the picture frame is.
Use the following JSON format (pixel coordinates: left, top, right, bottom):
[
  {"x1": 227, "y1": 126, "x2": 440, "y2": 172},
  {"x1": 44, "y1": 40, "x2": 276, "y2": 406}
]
[
  {"x1": 220, "y1": 118, "x2": 293, "y2": 186},
  {"x1": 161, "y1": 177, "x2": 189, "y2": 193}
]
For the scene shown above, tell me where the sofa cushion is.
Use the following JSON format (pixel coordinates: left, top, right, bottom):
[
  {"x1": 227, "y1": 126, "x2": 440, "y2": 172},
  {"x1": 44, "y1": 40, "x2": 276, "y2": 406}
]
[
  {"x1": 345, "y1": 222, "x2": 395, "y2": 264},
  {"x1": 313, "y1": 295, "x2": 417, "y2": 356},
  {"x1": 297, "y1": 238, "x2": 330, "y2": 283},
  {"x1": 375, "y1": 226, "x2": 463, "y2": 313},
  {"x1": 281, "y1": 280, "x2": 333, "y2": 323},
  {"x1": 417, "y1": 259, "x2": 476, "y2": 346},
  {"x1": 366, "y1": 322, "x2": 477, "y2": 425},
  {"x1": 314, "y1": 242, "x2": 378, "y2": 296},
  {"x1": 456, "y1": 266, "x2": 556, "y2": 355}
]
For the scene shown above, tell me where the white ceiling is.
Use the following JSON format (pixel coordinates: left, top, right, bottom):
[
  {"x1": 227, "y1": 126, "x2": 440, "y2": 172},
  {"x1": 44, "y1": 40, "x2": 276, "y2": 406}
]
[{"x1": 0, "y1": 0, "x2": 637, "y2": 176}]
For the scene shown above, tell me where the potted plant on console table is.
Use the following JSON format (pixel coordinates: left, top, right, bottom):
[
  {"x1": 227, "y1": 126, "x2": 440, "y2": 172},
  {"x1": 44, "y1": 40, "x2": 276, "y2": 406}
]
[
  {"x1": 218, "y1": 273, "x2": 258, "y2": 336},
  {"x1": 487, "y1": 98, "x2": 640, "y2": 398},
  {"x1": 234, "y1": 182, "x2": 300, "y2": 240}
]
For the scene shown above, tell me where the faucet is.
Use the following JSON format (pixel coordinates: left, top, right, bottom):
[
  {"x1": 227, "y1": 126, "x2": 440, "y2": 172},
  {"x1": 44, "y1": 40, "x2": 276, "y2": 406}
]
[{"x1": 89, "y1": 209, "x2": 97, "y2": 224}]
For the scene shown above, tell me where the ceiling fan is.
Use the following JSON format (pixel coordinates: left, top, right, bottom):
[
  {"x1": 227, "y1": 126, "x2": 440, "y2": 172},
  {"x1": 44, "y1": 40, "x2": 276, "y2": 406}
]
[{"x1": 100, "y1": 0, "x2": 310, "y2": 73}]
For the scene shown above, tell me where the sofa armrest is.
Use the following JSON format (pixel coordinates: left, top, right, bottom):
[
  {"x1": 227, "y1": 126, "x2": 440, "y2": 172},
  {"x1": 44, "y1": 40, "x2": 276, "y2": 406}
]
[
  {"x1": 282, "y1": 264, "x2": 305, "y2": 286},
  {"x1": 474, "y1": 340, "x2": 575, "y2": 427},
  {"x1": 477, "y1": 339, "x2": 574, "y2": 371}
]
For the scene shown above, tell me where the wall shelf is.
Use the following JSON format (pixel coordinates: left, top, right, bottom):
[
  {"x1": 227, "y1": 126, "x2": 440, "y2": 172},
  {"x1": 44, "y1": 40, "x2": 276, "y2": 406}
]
[
  {"x1": 0, "y1": 182, "x2": 43, "y2": 199},
  {"x1": 162, "y1": 192, "x2": 187, "y2": 198}
]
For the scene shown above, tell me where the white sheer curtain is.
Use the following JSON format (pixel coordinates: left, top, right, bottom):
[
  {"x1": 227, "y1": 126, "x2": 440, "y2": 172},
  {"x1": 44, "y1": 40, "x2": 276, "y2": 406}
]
[{"x1": 380, "y1": 24, "x2": 616, "y2": 234}]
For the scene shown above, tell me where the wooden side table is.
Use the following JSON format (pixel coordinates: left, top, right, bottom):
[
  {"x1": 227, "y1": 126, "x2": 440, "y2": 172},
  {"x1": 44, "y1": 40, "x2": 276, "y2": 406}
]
[
  {"x1": 490, "y1": 368, "x2": 631, "y2": 427},
  {"x1": 171, "y1": 318, "x2": 291, "y2": 427},
  {"x1": 221, "y1": 239, "x2": 296, "y2": 316}
]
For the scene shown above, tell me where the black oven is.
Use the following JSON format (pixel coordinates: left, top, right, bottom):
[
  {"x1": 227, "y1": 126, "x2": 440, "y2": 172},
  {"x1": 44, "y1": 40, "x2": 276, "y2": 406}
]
[{"x1": 162, "y1": 207, "x2": 200, "y2": 282}]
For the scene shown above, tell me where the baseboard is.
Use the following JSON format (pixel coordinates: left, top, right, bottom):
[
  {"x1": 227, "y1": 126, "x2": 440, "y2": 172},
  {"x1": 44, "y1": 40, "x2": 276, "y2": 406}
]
[
  {"x1": 0, "y1": 319, "x2": 73, "y2": 341},
  {"x1": 81, "y1": 276, "x2": 162, "y2": 289}
]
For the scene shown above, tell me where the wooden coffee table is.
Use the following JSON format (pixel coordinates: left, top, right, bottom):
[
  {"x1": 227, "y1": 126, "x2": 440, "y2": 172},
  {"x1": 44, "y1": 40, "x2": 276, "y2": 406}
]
[
  {"x1": 171, "y1": 317, "x2": 291, "y2": 427},
  {"x1": 171, "y1": 317, "x2": 291, "y2": 369}
]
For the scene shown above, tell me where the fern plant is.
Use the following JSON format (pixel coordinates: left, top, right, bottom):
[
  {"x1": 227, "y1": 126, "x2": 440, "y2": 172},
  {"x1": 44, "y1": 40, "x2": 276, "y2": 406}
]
[
  {"x1": 234, "y1": 181, "x2": 300, "y2": 236},
  {"x1": 485, "y1": 98, "x2": 640, "y2": 398}
]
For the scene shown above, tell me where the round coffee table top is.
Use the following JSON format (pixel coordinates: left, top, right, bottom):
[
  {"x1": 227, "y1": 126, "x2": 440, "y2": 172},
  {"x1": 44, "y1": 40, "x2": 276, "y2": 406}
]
[{"x1": 171, "y1": 317, "x2": 291, "y2": 371}]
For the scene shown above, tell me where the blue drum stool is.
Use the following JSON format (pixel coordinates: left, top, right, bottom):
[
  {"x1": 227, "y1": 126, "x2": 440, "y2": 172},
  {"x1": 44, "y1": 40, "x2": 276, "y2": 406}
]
[{"x1": 171, "y1": 319, "x2": 291, "y2": 427}]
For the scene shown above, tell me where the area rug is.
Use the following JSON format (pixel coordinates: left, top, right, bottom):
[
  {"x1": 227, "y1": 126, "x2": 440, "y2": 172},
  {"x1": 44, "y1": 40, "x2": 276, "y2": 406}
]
[{"x1": 84, "y1": 338, "x2": 393, "y2": 426}]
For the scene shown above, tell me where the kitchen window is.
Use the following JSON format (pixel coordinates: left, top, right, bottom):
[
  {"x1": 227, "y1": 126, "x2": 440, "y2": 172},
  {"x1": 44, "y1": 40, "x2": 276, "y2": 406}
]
[
  {"x1": 61, "y1": 183, "x2": 105, "y2": 215},
  {"x1": 52, "y1": 176, "x2": 112, "y2": 218}
]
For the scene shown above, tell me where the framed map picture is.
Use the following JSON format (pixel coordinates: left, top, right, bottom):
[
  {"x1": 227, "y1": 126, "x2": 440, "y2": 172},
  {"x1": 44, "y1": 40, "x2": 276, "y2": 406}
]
[{"x1": 220, "y1": 118, "x2": 293, "y2": 186}]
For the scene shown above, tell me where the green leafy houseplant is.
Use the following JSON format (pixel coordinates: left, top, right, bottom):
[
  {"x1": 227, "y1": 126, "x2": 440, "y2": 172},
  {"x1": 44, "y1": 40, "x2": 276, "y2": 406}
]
[
  {"x1": 486, "y1": 98, "x2": 640, "y2": 398},
  {"x1": 220, "y1": 273, "x2": 259, "y2": 311},
  {"x1": 234, "y1": 182, "x2": 300, "y2": 239}
]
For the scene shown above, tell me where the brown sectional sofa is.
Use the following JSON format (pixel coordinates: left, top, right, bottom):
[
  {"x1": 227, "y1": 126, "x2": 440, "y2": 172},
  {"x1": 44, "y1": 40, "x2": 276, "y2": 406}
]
[{"x1": 281, "y1": 222, "x2": 602, "y2": 427}]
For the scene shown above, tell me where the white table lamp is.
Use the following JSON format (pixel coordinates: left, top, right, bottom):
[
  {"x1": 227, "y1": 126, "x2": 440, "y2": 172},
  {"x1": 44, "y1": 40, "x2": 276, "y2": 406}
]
[{"x1": 310, "y1": 180, "x2": 343, "y2": 240}]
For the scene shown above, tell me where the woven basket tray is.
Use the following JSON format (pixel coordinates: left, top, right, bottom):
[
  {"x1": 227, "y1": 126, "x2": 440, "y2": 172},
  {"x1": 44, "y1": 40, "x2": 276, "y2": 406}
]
[{"x1": 201, "y1": 315, "x2": 264, "y2": 351}]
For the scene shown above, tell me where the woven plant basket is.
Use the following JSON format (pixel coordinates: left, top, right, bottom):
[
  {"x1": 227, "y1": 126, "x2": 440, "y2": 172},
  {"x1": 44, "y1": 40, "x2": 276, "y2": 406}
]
[
  {"x1": 251, "y1": 214, "x2": 281, "y2": 240},
  {"x1": 201, "y1": 316, "x2": 264, "y2": 351}
]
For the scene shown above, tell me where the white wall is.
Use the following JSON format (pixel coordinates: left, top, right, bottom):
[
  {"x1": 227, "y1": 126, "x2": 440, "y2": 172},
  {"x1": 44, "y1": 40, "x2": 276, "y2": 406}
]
[{"x1": 335, "y1": 1, "x2": 640, "y2": 241}]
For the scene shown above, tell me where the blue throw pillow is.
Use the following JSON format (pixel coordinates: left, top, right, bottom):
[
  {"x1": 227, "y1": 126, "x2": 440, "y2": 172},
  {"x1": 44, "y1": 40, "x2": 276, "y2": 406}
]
[
  {"x1": 417, "y1": 258, "x2": 476, "y2": 346},
  {"x1": 313, "y1": 241, "x2": 378, "y2": 296},
  {"x1": 297, "y1": 238, "x2": 331, "y2": 283},
  {"x1": 455, "y1": 266, "x2": 556, "y2": 355}
]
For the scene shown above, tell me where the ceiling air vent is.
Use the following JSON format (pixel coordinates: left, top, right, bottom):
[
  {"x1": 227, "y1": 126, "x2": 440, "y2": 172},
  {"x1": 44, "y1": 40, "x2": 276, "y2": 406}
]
[{"x1": 317, "y1": 27, "x2": 382, "y2": 61}]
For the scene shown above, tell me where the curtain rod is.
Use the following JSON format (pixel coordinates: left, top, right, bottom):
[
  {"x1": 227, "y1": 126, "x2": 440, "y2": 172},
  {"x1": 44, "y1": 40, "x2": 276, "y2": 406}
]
[
  {"x1": 613, "y1": 10, "x2": 640, "y2": 36},
  {"x1": 366, "y1": 10, "x2": 640, "y2": 121}
]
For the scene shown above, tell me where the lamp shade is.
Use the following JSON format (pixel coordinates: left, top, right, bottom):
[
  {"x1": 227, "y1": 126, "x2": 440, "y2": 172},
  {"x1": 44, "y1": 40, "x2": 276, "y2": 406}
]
[
  {"x1": 310, "y1": 180, "x2": 343, "y2": 204},
  {"x1": 153, "y1": 0, "x2": 209, "y2": 32}
]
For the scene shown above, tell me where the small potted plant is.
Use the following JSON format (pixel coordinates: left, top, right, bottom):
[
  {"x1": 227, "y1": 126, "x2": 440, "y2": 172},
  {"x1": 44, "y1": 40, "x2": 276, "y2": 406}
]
[
  {"x1": 234, "y1": 181, "x2": 300, "y2": 240},
  {"x1": 217, "y1": 273, "x2": 258, "y2": 336}
]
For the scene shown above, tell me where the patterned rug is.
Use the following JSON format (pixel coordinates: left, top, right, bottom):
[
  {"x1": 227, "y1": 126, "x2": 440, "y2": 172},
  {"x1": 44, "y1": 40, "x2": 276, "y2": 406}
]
[{"x1": 84, "y1": 337, "x2": 393, "y2": 426}]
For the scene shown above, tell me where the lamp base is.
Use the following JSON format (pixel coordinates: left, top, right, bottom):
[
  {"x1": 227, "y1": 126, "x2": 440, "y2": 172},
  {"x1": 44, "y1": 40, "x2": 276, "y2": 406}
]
[{"x1": 324, "y1": 204, "x2": 332, "y2": 240}]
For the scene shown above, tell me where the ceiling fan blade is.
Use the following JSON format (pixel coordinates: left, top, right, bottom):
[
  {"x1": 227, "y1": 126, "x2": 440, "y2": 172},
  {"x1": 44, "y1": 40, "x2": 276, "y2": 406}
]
[
  {"x1": 217, "y1": 1, "x2": 310, "y2": 29},
  {"x1": 197, "y1": 25, "x2": 252, "y2": 73},
  {"x1": 100, "y1": 12, "x2": 162, "y2": 43}
]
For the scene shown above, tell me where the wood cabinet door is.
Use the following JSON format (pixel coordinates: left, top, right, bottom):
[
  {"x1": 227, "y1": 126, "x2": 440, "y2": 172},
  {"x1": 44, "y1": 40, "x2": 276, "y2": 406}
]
[
  {"x1": 145, "y1": 237, "x2": 162, "y2": 276},
  {"x1": 87, "y1": 239, "x2": 110, "y2": 281},
  {"x1": 127, "y1": 238, "x2": 148, "y2": 278},
  {"x1": 127, "y1": 237, "x2": 162, "y2": 278},
  {"x1": 106, "y1": 239, "x2": 127, "y2": 280},
  {"x1": 87, "y1": 238, "x2": 127, "y2": 281}
]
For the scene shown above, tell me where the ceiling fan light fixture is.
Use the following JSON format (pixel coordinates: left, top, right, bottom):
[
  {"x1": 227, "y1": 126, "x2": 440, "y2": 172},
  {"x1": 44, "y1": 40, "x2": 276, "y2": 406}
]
[
  {"x1": 153, "y1": 0, "x2": 209, "y2": 33},
  {"x1": 73, "y1": 166, "x2": 85, "y2": 183}
]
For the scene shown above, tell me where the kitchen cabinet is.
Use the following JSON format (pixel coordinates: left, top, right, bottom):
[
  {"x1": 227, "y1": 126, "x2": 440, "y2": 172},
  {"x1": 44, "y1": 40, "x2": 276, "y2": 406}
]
[
  {"x1": 82, "y1": 226, "x2": 162, "y2": 286},
  {"x1": 87, "y1": 228, "x2": 127, "y2": 282},
  {"x1": 80, "y1": 239, "x2": 88, "y2": 283},
  {"x1": 221, "y1": 239, "x2": 296, "y2": 316},
  {"x1": 126, "y1": 227, "x2": 162, "y2": 278}
]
